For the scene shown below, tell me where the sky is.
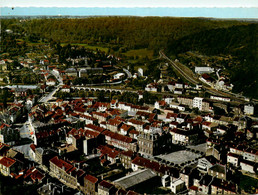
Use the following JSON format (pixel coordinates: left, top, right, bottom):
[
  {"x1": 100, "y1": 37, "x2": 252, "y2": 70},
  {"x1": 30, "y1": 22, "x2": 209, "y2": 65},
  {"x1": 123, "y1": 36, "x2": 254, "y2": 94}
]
[
  {"x1": 2, "y1": 0, "x2": 258, "y2": 8},
  {"x1": 1, "y1": 0, "x2": 258, "y2": 18}
]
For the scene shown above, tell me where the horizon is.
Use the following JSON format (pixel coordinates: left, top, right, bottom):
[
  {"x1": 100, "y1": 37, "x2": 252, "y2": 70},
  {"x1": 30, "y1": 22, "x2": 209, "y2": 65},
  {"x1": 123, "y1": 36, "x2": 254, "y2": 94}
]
[{"x1": 1, "y1": 7, "x2": 258, "y2": 19}]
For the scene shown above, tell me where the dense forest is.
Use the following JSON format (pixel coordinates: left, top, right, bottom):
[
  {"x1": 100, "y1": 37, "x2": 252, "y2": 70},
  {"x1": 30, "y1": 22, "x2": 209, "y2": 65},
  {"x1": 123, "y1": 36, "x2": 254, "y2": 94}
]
[{"x1": 1, "y1": 17, "x2": 248, "y2": 51}]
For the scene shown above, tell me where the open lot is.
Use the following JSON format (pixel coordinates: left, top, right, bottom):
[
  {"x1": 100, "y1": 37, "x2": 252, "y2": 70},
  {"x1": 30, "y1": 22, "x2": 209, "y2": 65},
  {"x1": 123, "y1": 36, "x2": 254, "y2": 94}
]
[{"x1": 156, "y1": 150, "x2": 201, "y2": 165}]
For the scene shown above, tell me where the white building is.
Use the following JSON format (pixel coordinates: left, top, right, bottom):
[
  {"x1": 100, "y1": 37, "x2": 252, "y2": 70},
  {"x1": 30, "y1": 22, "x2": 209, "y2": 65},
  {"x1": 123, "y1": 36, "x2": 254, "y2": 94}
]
[
  {"x1": 114, "y1": 73, "x2": 125, "y2": 80},
  {"x1": 195, "y1": 67, "x2": 214, "y2": 74},
  {"x1": 244, "y1": 105, "x2": 254, "y2": 115},
  {"x1": 193, "y1": 97, "x2": 203, "y2": 110},
  {"x1": 227, "y1": 153, "x2": 240, "y2": 167}
]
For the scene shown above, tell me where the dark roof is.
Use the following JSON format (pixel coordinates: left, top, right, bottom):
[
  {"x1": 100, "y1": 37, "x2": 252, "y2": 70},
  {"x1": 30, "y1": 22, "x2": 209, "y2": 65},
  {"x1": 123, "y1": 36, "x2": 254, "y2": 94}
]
[
  {"x1": 99, "y1": 180, "x2": 114, "y2": 189},
  {"x1": 209, "y1": 164, "x2": 226, "y2": 174}
]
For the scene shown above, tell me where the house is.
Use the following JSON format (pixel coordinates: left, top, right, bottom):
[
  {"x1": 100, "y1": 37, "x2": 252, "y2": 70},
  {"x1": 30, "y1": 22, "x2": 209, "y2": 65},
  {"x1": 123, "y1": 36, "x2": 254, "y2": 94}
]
[
  {"x1": 120, "y1": 124, "x2": 135, "y2": 136},
  {"x1": 0, "y1": 157, "x2": 16, "y2": 176},
  {"x1": 145, "y1": 83, "x2": 158, "y2": 92},
  {"x1": 169, "y1": 102, "x2": 185, "y2": 112},
  {"x1": 197, "y1": 156, "x2": 219, "y2": 173},
  {"x1": 198, "y1": 174, "x2": 213, "y2": 194},
  {"x1": 240, "y1": 159, "x2": 257, "y2": 173},
  {"x1": 215, "y1": 125, "x2": 228, "y2": 135},
  {"x1": 0, "y1": 123, "x2": 20, "y2": 145},
  {"x1": 83, "y1": 130, "x2": 103, "y2": 155},
  {"x1": 102, "y1": 130, "x2": 137, "y2": 152},
  {"x1": 170, "y1": 179, "x2": 185, "y2": 194},
  {"x1": 127, "y1": 119, "x2": 145, "y2": 132},
  {"x1": 211, "y1": 178, "x2": 237, "y2": 194},
  {"x1": 49, "y1": 156, "x2": 85, "y2": 189},
  {"x1": 243, "y1": 148, "x2": 257, "y2": 162},
  {"x1": 180, "y1": 167, "x2": 201, "y2": 189},
  {"x1": 23, "y1": 167, "x2": 45, "y2": 184},
  {"x1": 92, "y1": 112, "x2": 110, "y2": 123},
  {"x1": 80, "y1": 115, "x2": 98, "y2": 125},
  {"x1": 227, "y1": 153, "x2": 241, "y2": 167},
  {"x1": 244, "y1": 104, "x2": 254, "y2": 115},
  {"x1": 98, "y1": 145, "x2": 120, "y2": 165},
  {"x1": 120, "y1": 150, "x2": 135, "y2": 169},
  {"x1": 106, "y1": 119, "x2": 123, "y2": 133},
  {"x1": 170, "y1": 128, "x2": 198, "y2": 146},
  {"x1": 202, "y1": 121, "x2": 218, "y2": 131},
  {"x1": 83, "y1": 174, "x2": 98, "y2": 195},
  {"x1": 98, "y1": 180, "x2": 116, "y2": 195},
  {"x1": 207, "y1": 164, "x2": 227, "y2": 180},
  {"x1": 154, "y1": 100, "x2": 166, "y2": 109}
]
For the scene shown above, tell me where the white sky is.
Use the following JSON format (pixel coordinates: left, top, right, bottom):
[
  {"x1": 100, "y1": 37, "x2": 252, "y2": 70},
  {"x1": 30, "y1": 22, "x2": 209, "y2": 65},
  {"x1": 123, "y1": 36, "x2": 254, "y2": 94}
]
[{"x1": 2, "y1": 0, "x2": 258, "y2": 8}]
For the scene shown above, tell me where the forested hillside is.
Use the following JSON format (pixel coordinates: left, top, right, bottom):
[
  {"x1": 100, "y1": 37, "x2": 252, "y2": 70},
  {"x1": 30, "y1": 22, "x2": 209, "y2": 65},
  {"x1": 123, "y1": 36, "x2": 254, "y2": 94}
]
[
  {"x1": 166, "y1": 23, "x2": 258, "y2": 98},
  {"x1": 2, "y1": 17, "x2": 247, "y2": 52}
]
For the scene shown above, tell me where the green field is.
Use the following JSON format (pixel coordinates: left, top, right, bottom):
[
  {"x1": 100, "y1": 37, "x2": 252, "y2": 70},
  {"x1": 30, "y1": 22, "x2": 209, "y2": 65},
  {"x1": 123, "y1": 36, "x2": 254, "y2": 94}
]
[
  {"x1": 122, "y1": 48, "x2": 154, "y2": 59},
  {"x1": 61, "y1": 43, "x2": 109, "y2": 53}
]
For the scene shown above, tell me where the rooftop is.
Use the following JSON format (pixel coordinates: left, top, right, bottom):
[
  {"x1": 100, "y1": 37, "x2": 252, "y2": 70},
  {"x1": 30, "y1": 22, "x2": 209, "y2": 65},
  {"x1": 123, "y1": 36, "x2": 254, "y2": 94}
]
[{"x1": 114, "y1": 169, "x2": 156, "y2": 189}]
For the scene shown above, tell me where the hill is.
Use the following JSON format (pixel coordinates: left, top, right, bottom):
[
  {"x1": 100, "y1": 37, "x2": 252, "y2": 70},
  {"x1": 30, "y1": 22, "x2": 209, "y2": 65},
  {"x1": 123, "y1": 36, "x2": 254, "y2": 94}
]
[{"x1": 166, "y1": 23, "x2": 258, "y2": 98}]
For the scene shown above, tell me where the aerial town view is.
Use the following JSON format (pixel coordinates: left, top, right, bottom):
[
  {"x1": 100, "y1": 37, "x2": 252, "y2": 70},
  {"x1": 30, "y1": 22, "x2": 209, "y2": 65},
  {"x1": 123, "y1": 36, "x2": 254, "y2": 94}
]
[{"x1": 0, "y1": 1, "x2": 257, "y2": 194}]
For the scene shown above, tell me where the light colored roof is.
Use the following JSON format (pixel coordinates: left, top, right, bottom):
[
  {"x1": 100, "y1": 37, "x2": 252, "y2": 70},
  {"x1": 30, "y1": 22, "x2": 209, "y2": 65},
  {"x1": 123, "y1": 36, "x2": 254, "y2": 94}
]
[{"x1": 114, "y1": 169, "x2": 156, "y2": 189}]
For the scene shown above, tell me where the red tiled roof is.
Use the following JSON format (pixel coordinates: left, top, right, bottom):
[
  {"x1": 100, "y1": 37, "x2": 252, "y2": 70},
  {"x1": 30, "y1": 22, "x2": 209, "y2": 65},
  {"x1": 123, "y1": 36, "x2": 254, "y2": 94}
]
[
  {"x1": 49, "y1": 156, "x2": 73, "y2": 173},
  {"x1": 0, "y1": 157, "x2": 16, "y2": 168},
  {"x1": 92, "y1": 112, "x2": 109, "y2": 118},
  {"x1": 85, "y1": 130, "x2": 100, "y2": 138},
  {"x1": 121, "y1": 150, "x2": 134, "y2": 157},
  {"x1": 128, "y1": 119, "x2": 145, "y2": 125},
  {"x1": 102, "y1": 130, "x2": 133, "y2": 143},
  {"x1": 107, "y1": 118, "x2": 122, "y2": 126},
  {"x1": 85, "y1": 174, "x2": 98, "y2": 184},
  {"x1": 121, "y1": 124, "x2": 134, "y2": 132},
  {"x1": 189, "y1": 186, "x2": 198, "y2": 191},
  {"x1": 166, "y1": 113, "x2": 178, "y2": 119},
  {"x1": 85, "y1": 124, "x2": 106, "y2": 133}
]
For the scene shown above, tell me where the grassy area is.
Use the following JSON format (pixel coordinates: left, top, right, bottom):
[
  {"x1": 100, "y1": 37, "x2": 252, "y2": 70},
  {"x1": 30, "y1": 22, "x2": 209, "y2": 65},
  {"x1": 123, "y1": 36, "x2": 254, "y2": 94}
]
[
  {"x1": 122, "y1": 48, "x2": 154, "y2": 59},
  {"x1": 61, "y1": 43, "x2": 109, "y2": 53}
]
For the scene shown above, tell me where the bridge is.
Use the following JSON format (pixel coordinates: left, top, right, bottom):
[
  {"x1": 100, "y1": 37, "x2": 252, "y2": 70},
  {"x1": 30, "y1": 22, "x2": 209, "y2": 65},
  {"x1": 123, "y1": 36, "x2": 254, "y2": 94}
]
[{"x1": 71, "y1": 86, "x2": 138, "y2": 94}]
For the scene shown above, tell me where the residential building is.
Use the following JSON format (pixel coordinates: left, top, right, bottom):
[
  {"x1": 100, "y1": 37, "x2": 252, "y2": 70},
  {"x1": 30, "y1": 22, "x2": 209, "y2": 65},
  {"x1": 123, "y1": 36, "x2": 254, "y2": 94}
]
[
  {"x1": 0, "y1": 157, "x2": 16, "y2": 176},
  {"x1": 83, "y1": 174, "x2": 98, "y2": 195},
  {"x1": 49, "y1": 156, "x2": 85, "y2": 189},
  {"x1": 98, "y1": 180, "x2": 116, "y2": 195},
  {"x1": 244, "y1": 104, "x2": 254, "y2": 115}
]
